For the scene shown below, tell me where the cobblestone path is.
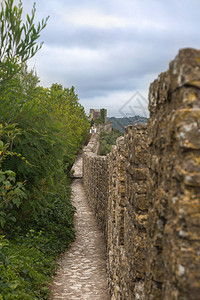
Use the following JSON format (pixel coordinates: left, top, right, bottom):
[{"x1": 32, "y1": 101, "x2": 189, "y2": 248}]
[
  {"x1": 71, "y1": 153, "x2": 83, "y2": 178},
  {"x1": 50, "y1": 178, "x2": 110, "y2": 299}
]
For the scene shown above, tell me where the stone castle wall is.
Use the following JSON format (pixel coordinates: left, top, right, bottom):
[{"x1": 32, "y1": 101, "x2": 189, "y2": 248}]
[
  {"x1": 83, "y1": 152, "x2": 108, "y2": 236},
  {"x1": 83, "y1": 48, "x2": 200, "y2": 299},
  {"x1": 146, "y1": 48, "x2": 200, "y2": 299},
  {"x1": 97, "y1": 122, "x2": 112, "y2": 133}
]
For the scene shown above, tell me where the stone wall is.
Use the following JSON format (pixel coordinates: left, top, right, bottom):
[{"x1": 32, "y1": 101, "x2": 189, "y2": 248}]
[
  {"x1": 107, "y1": 136, "x2": 126, "y2": 298},
  {"x1": 146, "y1": 48, "x2": 200, "y2": 300},
  {"x1": 83, "y1": 136, "x2": 109, "y2": 236},
  {"x1": 106, "y1": 125, "x2": 149, "y2": 299},
  {"x1": 97, "y1": 122, "x2": 112, "y2": 133},
  {"x1": 83, "y1": 132, "x2": 99, "y2": 154},
  {"x1": 83, "y1": 48, "x2": 200, "y2": 300},
  {"x1": 123, "y1": 124, "x2": 149, "y2": 299}
]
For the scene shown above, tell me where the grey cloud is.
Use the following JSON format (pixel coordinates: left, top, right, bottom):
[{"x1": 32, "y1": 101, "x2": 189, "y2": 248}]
[{"x1": 26, "y1": 0, "x2": 200, "y2": 116}]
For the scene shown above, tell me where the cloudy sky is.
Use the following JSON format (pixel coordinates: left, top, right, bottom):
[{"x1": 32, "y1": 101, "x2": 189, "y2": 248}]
[{"x1": 23, "y1": 0, "x2": 200, "y2": 117}]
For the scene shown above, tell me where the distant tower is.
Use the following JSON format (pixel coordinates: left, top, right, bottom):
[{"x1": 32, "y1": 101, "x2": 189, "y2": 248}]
[{"x1": 89, "y1": 108, "x2": 107, "y2": 124}]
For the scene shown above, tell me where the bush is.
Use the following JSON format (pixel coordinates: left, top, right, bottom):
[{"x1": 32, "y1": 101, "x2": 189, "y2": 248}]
[
  {"x1": 99, "y1": 129, "x2": 122, "y2": 155},
  {"x1": 0, "y1": 74, "x2": 88, "y2": 298},
  {"x1": 0, "y1": 233, "x2": 59, "y2": 299},
  {"x1": 0, "y1": 1, "x2": 90, "y2": 298}
]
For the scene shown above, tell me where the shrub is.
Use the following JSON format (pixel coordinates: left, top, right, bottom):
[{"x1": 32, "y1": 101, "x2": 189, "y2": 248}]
[
  {"x1": 99, "y1": 129, "x2": 122, "y2": 155},
  {"x1": 0, "y1": 1, "x2": 90, "y2": 298}
]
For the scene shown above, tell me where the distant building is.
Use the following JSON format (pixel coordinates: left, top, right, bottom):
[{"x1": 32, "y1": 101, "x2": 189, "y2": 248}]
[{"x1": 89, "y1": 108, "x2": 107, "y2": 124}]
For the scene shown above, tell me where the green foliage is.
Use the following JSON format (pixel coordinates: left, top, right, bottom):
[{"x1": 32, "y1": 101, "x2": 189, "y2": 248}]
[
  {"x1": 0, "y1": 170, "x2": 26, "y2": 229},
  {"x1": 0, "y1": 235, "x2": 54, "y2": 299},
  {"x1": 0, "y1": 67, "x2": 89, "y2": 297},
  {"x1": 100, "y1": 108, "x2": 106, "y2": 123},
  {"x1": 95, "y1": 117, "x2": 103, "y2": 125},
  {"x1": 0, "y1": 228, "x2": 71, "y2": 299},
  {"x1": 0, "y1": 75, "x2": 89, "y2": 229},
  {"x1": 0, "y1": 176, "x2": 75, "y2": 299},
  {"x1": 0, "y1": 1, "x2": 90, "y2": 298},
  {"x1": 0, "y1": 0, "x2": 49, "y2": 87},
  {"x1": 90, "y1": 118, "x2": 94, "y2": 126},
  {"x1": 0, "y1": 123, "x2": 27, "y2": 231},
  {"x1": 99, "y1": 128, "x2": 122, "y2": 155},
  {"x1": 107, "y1": 116, "x2": 148, "y2": 132},
  {"x1": 94, "y1": 108, "x2": 106, "y2": 125}
]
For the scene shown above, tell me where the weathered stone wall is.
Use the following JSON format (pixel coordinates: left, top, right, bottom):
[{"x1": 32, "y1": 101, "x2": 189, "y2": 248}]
[
  {"x1": 107, "y1": 136, "x2": 126, "y2": 298},
  {"x1": 83, "y1": 132, "x2": 99, "y2": 154},
  {"x1": 107, "y1": 125, "x2": 149, "y2": 299},
  {"x1": 123, "y1": 124, "x2": 149, "y2": 299},
  {"x1": 83, "y1": 125, "x2": 149, "y2": 299},
  {"x1": 83, "y1": 48, "x2": 200, "y2": 300},
  {"x1": 83, "y1": 135, "x2": 109, "y2": 236},
  {"x1": 146, "y1": 48, "x2": 200, "y2": 300},
  {"x1": 97, "y1": 122, "x2": 112, "y2": 133}
]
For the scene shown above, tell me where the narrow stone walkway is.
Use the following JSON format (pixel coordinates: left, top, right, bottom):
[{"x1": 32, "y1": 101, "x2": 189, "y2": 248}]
[
  {"x1": 50, "y1": 158, "x2": 110, "y2": 299},
  {"x1": 71, "y1": 153, "x2": 83, "y2": 178}
]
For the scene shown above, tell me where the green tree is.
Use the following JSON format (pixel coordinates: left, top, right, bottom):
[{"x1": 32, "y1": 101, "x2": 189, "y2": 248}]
[
  {"x1": 0, "y1": 75, "x2": 89, "y2": 229},
  {"x1": 0, "y1": 0, "x2": 49, "y2": 228},
  {"x1": 0, "y1": 0, "x2": 49, "y2": 87},
  {"x1": 0, "y1": 1, "x2": 89, "y2": 298}
]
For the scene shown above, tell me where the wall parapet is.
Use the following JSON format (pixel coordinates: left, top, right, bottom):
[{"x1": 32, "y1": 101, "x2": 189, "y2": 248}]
[
  {"x1": 83, "y1": 134, "x2": 109, "y2": 236},
  {"x1": 146, "y1": 48, "x2": 200, "y2": 299},
  {"x1": 83, "y1": 48, "x2": 200, "y2": 300}
]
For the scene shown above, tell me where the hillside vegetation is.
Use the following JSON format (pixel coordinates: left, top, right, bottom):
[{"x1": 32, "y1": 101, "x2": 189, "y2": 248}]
[
  {"x1": 107, "y1": 116, "x2": 147, "y2": 132},
  {"x1": 0, "y1": 1, "x2": 89, "y2": 299},
  {"x1": 99, "y1": 129, "x2": 122, "y2": 156}
]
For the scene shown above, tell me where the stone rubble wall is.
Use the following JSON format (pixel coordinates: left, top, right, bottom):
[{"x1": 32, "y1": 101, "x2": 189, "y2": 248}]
[
  {"x1": 107, "y1": 136, "x2": 126, "y2": 299},
  {"x1": 83, "y1": 48, "x2": 200, "y2": 300},
  {"x1": 83, "y1": 152, "x2": 108, "y2": 236},
  {"x1": 146, "y1": 48, "x2": 200, "y2": 300},
  {"x1": 83, "y1": 133, "x2": 109, "y2": 236},
  {"x1": 123, "y1": 124, "x2": 149, "y2": 300},
  {"x1": 96, "y1": 122, "x2": 113, "y2": 133},
  {"x1": 83, "y1": 132, "x2": 99, "y2": 154}
]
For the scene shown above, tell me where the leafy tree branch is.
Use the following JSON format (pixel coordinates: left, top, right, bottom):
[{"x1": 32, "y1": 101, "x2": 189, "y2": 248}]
[{"x1": 0, "y1": 0, "x2": 49, "y2": 86}]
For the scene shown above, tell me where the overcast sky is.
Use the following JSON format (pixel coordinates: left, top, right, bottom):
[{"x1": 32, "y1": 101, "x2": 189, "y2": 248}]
[{"x1": 23, "y1": 0, "x2": 200, "y2": 117}]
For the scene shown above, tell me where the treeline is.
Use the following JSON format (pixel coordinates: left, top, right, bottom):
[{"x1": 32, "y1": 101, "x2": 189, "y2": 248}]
[
  {"x1": 107, "y1": 116, "x2": 147, "y2": 132},
  {"x1": 0, "y1": 0, "x2": 89, "y2": 299}
]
